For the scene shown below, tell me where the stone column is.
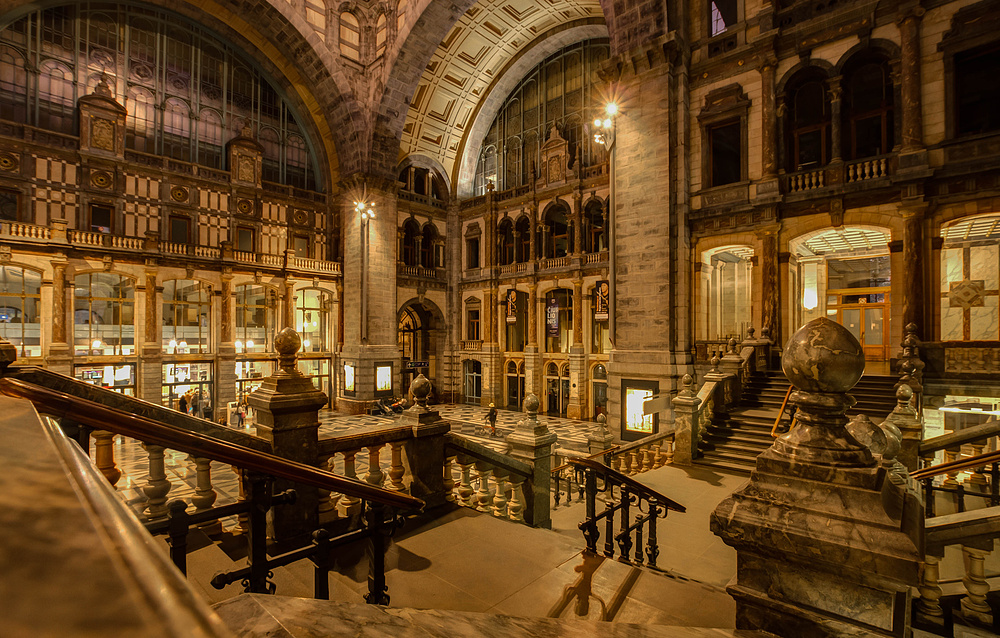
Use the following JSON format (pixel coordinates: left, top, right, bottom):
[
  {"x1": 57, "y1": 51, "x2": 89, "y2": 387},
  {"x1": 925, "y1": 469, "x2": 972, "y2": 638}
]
[
  {"x1": 760, "y1": 59, "x2": 778, "y2": 180},
  {"x1": 757, "y1": 225, "x2": 780, "y2": 346},
  {"x1": 400, "y1": 374, "x2": 451, "y2": 508},
  {"x1": 524, "y1": 283, "x2": 541, "y2": 398},
  {"x1": 140, "y1": 264, "x2": 162, "y2": 404},
  {"x1": 712, "y1": 318, "x2": 922, "y2": 637},
  {"x1": 247, "y1": 327, "x2": 328, "y2": 547},
  {"x1": 567, "y1": 279, "x2": 585, "y2": 419},
  {"x1": 572, "y1": 190, "x2": 583, "y2": 257},
  {"x1": 528, "y1": 203, "x2": 538, "y2": 262},
  {"x1": 901, "y1": 208, "x2": 924, "y2": 335},
  {"x1": 46, "y1": 255, "x2": 72, "y2": 374},
  {"x1": 506, "y1": 394, "x2": 557, "y2": 529},
  {"x1": 827, "y1": 79, "x2": 842, "y2": 162},
  {"x1": 898, "y1": 5, "x2": 925, "y2": 152},
  {"x1": 282, "y1": 278, "x2": 295, "y2": 330},
  {"x1": 217, "y1": 270, "x2": 236, "y2": 420}
]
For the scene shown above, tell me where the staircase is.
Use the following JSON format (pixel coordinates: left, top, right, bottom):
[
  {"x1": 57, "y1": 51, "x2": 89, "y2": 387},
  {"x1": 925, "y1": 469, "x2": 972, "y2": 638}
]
[{"x1": 695, "y1": 369, "x2": 900, "y2": 474}]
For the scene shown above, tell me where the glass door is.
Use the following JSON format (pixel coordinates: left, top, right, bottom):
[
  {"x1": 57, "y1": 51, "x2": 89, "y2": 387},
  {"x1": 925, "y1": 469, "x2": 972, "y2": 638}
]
[{"x1": 827, "y1": 291, "x2": 889, "y2": 361}]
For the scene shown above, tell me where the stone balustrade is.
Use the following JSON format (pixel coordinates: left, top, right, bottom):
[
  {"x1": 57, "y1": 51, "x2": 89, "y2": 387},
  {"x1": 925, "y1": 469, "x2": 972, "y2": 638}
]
[
  {"x1": 784, "y1": 167, "x2": 825, "y2": 192},
  {"x1": 847, "y1": 156, "x2": 890, "y2": 182}
]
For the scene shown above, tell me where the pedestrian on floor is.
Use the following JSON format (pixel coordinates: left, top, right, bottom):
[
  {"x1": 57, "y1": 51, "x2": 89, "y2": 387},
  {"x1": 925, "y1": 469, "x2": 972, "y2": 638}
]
[
  {"x1": 485, "y1": 403, "x2": 498, "y2": 437},
  {"x1": 178, "y1": 393, "x2": 188, "y2": 415}
]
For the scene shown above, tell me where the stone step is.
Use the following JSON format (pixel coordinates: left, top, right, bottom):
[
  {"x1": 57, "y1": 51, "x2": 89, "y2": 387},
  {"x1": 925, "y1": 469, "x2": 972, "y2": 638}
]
[
  {"x1": 692, "y1": 457, "x2": 755, "y2": 476},
  {"x1": 213, "y1": 594, "x2": 760, "y2": 638},
  {"x1": 697, "y1": 441, "x2": 764, "y2": 458},
  {"x1": 702, "y1": 430, "x2": 775, "y2": 448}
]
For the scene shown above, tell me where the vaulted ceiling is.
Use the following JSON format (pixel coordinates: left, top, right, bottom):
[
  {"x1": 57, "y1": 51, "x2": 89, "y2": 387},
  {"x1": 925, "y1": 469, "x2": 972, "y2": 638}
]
[{"x1": 399, "y1": 0, "x2": 606, "y2": 190}]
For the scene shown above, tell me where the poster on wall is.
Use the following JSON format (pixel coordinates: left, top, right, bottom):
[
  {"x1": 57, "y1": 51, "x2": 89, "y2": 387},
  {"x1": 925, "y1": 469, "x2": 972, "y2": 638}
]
[
  {"x1": 506, "y1": 289, "x2": 518, "y2": 324},
  {"x1": 594, "y1": 280, "x2": 609, "y2": 321},
  {"x1": 546, "y1": 297, "x2": 560, "y2": 337},
  {"x1": 625, "y1": 387, "x2": 654, "y2": 433}
]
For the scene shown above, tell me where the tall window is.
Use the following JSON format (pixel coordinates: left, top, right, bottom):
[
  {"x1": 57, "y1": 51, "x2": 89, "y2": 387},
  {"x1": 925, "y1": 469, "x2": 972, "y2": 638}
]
[
  {"x1": 788, "y1": 78, "x2": 831, "y2": 171},
  {"x1": 844, "y1": 59, "x2": 894, "y2": 159},
  {"x1": 73, "y1": 273, "x2": 134, "y2": 356},
  {"x1": 402, "y1": 219, "x2": 420, "y2": 266},
  {"x1": 498, "y1": 219, "x2": 515, "y2": 265},
  {"x1": 296, "y1": 288, "x2": 330, "y2": 352},
  {"x1": 515, "y1": 216, "x2": 531, "y2": 262},
  {"x1": 339, "y1": 12, "x2": 361, "y2": 62},
  {"x1": 954, "y1": 42, "x2": 1000, "y2": 137},
  {"x1": 466, "y1": 301, "x2": 481, "y2": 341},
  {"x1": 235, "y1": 284, "x2": 276, "y2": 353},
  {"x1": 466, "y1": 236, "x2": 480, "y2": 269},
  {"x1": 169, "y1": 215, "x2": 191, "y2": 244},
  {"x1": 545, "y1": 289, "x2": 573, "y2": 353},
  {"x1": 708, "y1": 121, "x2": 742, "y2": 186},
  {"x1": 0, "y1": 267, "x2": 41, "y2": 357},
  {"x1": 584, "y1": 200, "x2": 606, "y2": 253},
  {"x1": 474, "y1": 39, "x2": 610, "y2": 194},
  {"x1": 421, "y1": 224, "x2": 438, "y2": 268},
  {"x1": 591, "y1": 285, "x2": 611, "y2": 354},
  {"x1": 710, "y1": 0, "x2": 737, "y2": 36},
  {"x1": 0, "y1": 190, "x2": 20, "y2": 222},
  {"x1": 542, "y1": 204, "x2": 571, "y2": 258},
  {"x1": 375, "y1": 14, "x2": 387, "y2": 58},
  {"x1": 505, "y1": 290, "x2": 527, "y2": 352},
  {"x1": 163, "y1": 279, "x2": 211, "y2": 353},
  {"x1": 0, "y1": 5, "x2": 321, "y2": 190}
]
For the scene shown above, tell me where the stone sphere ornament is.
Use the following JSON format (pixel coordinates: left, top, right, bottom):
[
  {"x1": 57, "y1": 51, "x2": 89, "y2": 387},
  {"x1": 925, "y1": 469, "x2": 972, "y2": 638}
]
[
  {"x1": 781, "y1": 317, "x2": 865, "y2": 394},
  {"x1": 274, "y1": 327, "x2": 302, "y2": 354},
  {"x1": 410, "y1": 373, "x2": 431, "y2": 401},
  {"x1": 523, "y1": 393, "x2": 539, "y2": 413}
]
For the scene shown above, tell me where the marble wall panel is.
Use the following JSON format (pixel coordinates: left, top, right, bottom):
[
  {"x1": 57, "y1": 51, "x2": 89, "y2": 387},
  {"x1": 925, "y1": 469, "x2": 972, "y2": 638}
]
[
  {"x1": 941, "y1": 306, "x2": 963, "y2": 341},
  {"x1": 970, "y1": 296, "x2": 998, "y2": 340},
  {"x1": 943, "y1": 248, "x2": 962, "y2": 291},
  {"x1": 970, "y1": 244, "x2": 998, "y2": 290}
]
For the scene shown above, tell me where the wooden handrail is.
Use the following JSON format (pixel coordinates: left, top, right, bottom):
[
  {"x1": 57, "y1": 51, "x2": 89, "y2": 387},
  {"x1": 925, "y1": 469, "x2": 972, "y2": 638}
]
[
  {"x1": 0, "y1": 377, "x2": 424, "y2": 511},
  {"x1": 771, "y1": 385, "x2": 793, "y2": 437},
  {"x1": 911, "y1": 449, "x2": 1000, "y2": 481},
  {"x1": 919, "y1": 420, "x2": 1000, "y2": 456},
  {"x1": 551, "y1": 445, "x2": 620, "y2": 474},
  {"x1": 567, "y1": 457, "x2": 686, "y2": 513}
]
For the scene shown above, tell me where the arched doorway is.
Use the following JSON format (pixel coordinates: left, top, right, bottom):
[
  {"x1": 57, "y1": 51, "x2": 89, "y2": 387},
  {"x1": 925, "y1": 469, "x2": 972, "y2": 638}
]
[
  {"x1": 790, "y1": 227, "x2": 891, "y2": 361},
  {"x1": 591, "y1": 363, "x2": 608, "y2": 419},
  {"x1": 505, "y1": 359, "x2": 525, "y2": 410},
  {"x1": 544, "y1": 361, "x2": 570, "y2": 416},
  {"x1": 397, "y1": 299, "x2": 445, "y2": 394}
]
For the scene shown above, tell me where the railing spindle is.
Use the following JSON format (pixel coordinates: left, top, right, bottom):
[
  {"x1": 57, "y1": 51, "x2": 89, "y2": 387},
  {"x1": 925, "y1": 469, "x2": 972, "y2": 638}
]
[
  {"x1": 192, "y1": 457, "x2": 222, "y2": 535},
  {"x1": 340, "y1": 451, "x2": 362, "y2": 516},
  {"x1": 508, "y1": 477, "x2": 525, "y2": 523},
  {"x1": 387, "y1": 442, "x2": 406, "y2": 492},
  {"x1": 960, "y1": 546, "x2": 993, "y2": 625},
  {"x1": 475, "y1": 465, "x2": 493, "y2": 512},
  {"x1": 492, "y1": 473, "x2": 509, "y2": 518},
  {"x1": 365, "y1": 444, "x2": 385, "y2": 488},
  {"x1": 458, "y1": 460, "x2": 475, "y2": 506},
  {"x1": 142, "y1": 443, "x2": 172, "y2": 520},
  {"x1": 92, "y1": 430, "x2": 121, "y2": 486},
  {"x1": 917, "y1": 555, "x2": 944, "y2": 620}
]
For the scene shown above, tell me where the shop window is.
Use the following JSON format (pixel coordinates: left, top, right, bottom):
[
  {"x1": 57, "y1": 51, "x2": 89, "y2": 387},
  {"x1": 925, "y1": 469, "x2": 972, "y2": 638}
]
[
  {"x1": 708, "y1": 120, "x2": 742, "y2": 186},
  {"x1": 0, "y1": 266, "x2": 42, "y2": 357},
  {"x1": 162, "y1": 279, "x2": 211, "y2": 354},
  {"x1": 464, "y1": 359, "x2": 482, "y2": 404},
  {"x1": 954, "y1": 42, "x2": 1000, "y2": 137},
  {"x1": 591, "y1": 282, "x2": 610, "y2": 354},
  {"x1": 844, "y1": 60, "x2": 894, "y2": 159},
  {"x1": 622, "y1": 379, "x2": 658, "y2": 441},
  {"x1": 506, "y1": 360, "x2": 525, "y2": 410},
  {"x1": 235, "y1": 284, "x2": 276, "y2": 353},
  {"x1": 73, "y1": 273, "x2": 134, "y2": 356},
  {"x1": 90, "y1": 203, "x2": 113, "y2": 234},
  {"x1": 296, "y1": 288, "x2": 330, "y2": 352},
  {"x1": 504, "y1": 289, "x2": 527, "y2": 352}
]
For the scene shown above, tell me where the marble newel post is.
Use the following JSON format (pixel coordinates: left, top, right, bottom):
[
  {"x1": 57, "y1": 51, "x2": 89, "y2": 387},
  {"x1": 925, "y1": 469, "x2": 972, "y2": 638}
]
[
  {"x1": 712, "y1": 317, "x2": 923, "y2": 637},
  {"x1": 399, "y1": 374, "x2": 451, "y2": 508},
  {"x1": 247, "y1": 327, "x2": 328, "y2": 546},
  {"x1": 507, "y1": 393, "x2": 557, "y2": 528}
]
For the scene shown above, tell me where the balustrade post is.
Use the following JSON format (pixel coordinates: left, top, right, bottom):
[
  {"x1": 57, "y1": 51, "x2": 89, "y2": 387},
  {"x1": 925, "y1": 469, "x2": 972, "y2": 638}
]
[
  {"x1": 340, "y1": 451, "x2": 363, "y2": 517},
  {"x1": 882, "y1": 385, "x2": 922, "y2": 472},
  {"x1": 645, "y1": 499, "x2": 660, "y2": 568},
  {"x1": 917, "y1": 554, "x2": 944, "y2": 624},
  {"x1": 475, "y1": 464, "x2": 493, "y2": 512},
  {"x1": 388, "y1": 442, "x2": 406, "y2": 492},
  {"x1": 363, "y1": 501, "x2": 390, "y2": 605},
  {"x1": 165, "y1": 499, "x2": 191, "y2": 574},
  {"x1": 142, "y1": 443, "x2": 171, "y2": 520},
  {"x1": 492, "y1": 472, "x2": 509, "y2": 518},
  {"x1": 508, "y1": 478, "x2": 525, "y2": 523},
  {"x1": 959, "y1": 545, "x2": 993, "y2": 626},
  {"x1": 506, "y1": 393, "x2": 557, "y2": 528},
  {"x1": 617, "y1": 488, "x2": 632, "y2": 559},
  {"x1": 365, "y1": 444, "x2": 385, "y2": 487},
  {"x1": 457, "y1": 460, "x2": 475, "y2": 506},
  {"x1": 671, "y1": 374, "x2": 702, "y2": 465},
  {"x1": 245, "y1": 471, "x2": 274, "y2": 594},
  {"x1": 92, "y1": 430, "x2": 121, "y2": 486},
  {"x1": 192, "y1": 457, "x2": 222, "y2": 535},
  {"x1": 400, "y1": 374, "x2": 451, "y2": 507},
  {"x1": 247, "y1": 327, "x2": 326, "y2": 547}
]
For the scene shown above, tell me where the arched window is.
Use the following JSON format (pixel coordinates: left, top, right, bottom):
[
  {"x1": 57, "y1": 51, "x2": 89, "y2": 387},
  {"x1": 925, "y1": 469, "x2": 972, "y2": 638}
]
[
  {"x1": 0, "y1": 266, "x2": 42, "y2": 357},
  {"x1": 375, "y1": 14, "x2": 387, "y2": 58},
  {"x1": 296, "y1": 288, "x2": 331, "y2": 353},
  {"x1": 396, "y1": 0, "x2": 407, "y2": 34},
  {"x1": 498, "y1": 219, "x2": 515, "y2": 266},
  {"x1": 235, "y1": 284, "x2": 277, "y2": 353},
  {"x1": 402, "y1": 219, "x2": 420, "y2": 266},
  {"x1": 73, "y1": 273, "x2": 134, "y2": 356},
  {"x1": 504, "y1": 289, "x2": 527, "y2": 352},
  {"x1": 787, "y1": 75, "x2": 831, "y2": 171},
  {"x1": 399, "y1": 306, "x2": 419, "y2": 360},
  {"x1": 1, "y1": 5, "x2": 322, "y2": 190},
  {"x1": 584, "y1": 199, "x2": 606, "y2": 253},
  {"x1": 421, "y1": 223, "x2": 438, "y2": 268},
  {"x1": 543, "y1": 203, "x2": 571, "y2": 258},
  {"x1": 162, "y1": 279, "x2": 211, "y2": 354},
  {"x1": 340, "y1": 12, "x2": 361, "y2": 62},
  {"x1": 514, "y1": 216, "x2": 531, "y2": 263},
  {"x1": 843, "y1": 59, "x2": 894, "y2": 159},
  {"x1": 544, "y1": 362, "x2": 570, "y2": 416}
]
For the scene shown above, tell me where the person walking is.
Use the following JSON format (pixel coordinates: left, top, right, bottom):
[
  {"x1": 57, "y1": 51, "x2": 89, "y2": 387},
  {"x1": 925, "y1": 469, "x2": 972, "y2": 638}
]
[
  {"x1": 485, "y1": 403, "x2": 498, "y2": 437},
  {"x1": 178, "y1": 392, "x2": 188, "y2": 415}
]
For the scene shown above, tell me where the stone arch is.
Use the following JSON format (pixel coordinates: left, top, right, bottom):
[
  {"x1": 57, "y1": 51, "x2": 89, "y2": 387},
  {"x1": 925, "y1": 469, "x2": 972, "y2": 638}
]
[
  {"x1": 397, "y1": 154, "x2": 451, "y2": 199},
  {"x1": 833, "y1": 39, "x2": 902, "y2": 75}
]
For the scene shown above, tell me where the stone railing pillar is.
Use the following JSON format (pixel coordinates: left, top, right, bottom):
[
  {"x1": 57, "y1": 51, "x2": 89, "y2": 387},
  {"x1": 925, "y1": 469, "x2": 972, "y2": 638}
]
[
  {"x1": 507, "y1": 393, "x2": 557, "y2": 528},
  {"x1": 400, "y1": 373, "x2": 450, "y2": 508},
  {"x1": 712, "y1": 317, "x2": 922, "y2": 637},
  {"x1": 587, "y1": 414, "x2": 615, "y2": 455},
  {"x1": 882, "y1": 384, "x2": 922, "y2": 473},
  {"x1": 670, "y1": 374, "x2": 702, "y2": 465},
  {"x1": 247, "y1": 327, "x2": 328, "y2": 547}
]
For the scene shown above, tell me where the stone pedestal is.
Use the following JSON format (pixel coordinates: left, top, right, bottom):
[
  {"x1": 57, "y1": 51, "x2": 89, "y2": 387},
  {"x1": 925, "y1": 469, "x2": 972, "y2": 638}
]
[
  {"x1": 247, "y1": 328, "x2": 328, "y2": 547},
  {"x1": 712, "y1": 318, "x2": 922, "y2": 638},
  {"x1": 400, "y1": 374, "x2": 451, "y2": 508},
  {"x1": 670, "y1": 374, "x2": 701, "y2": 465},
  {"x1": 587, "y1": 414, "x2": 615, "y2": 455},
  {"x1": 507, "y1": 394, "x2": 557, "y2": 528}
]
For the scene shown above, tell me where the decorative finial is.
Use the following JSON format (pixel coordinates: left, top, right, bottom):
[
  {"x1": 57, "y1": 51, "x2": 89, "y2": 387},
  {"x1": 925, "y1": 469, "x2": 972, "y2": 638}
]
[
  {"x1": 761, "y1": 326, "x2": 771, "y2": 342},
  {"x1": 710, "y1": 353, "x2": 720, "y2": 374},
  {"x1": 524, "y1": 392, "x2": 539, "y2": 415},
  {"x1": 728, "y1": 337, "x2": 738, "y2": 355},
  {"x1": 273, "y1": 327, "x2": 302, "y2": 376},
  {"x1": 94, "y1": 73, "x2": 114, "y2": 98},
  {"x1": 895, "y1": 384, "x2": 913, "y2": 411},
  {"x1": 746, "y1": 326, "x2": 756, "y2": 340},
  {"x1": 782, "y1": 317, "x2": 864, "y2": 394},
  {"x1": 410, "y1": 373, "x2": 431, "y2": 410},
  {"x1": 680, "y1": 373, "x2": 695, "y2": 398}
]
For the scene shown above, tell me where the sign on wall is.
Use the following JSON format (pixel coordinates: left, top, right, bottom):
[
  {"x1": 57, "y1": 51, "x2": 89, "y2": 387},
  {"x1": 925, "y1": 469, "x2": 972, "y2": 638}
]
[
  {"x1": 546, "y1": 297, "x2": 560, "y2": 337},
  {"x1": 506, "y1": 289, "x2": 518, "y2": 324},
  {"x1": 594, "y1": 280, "x2": 609, "y2": 321}
]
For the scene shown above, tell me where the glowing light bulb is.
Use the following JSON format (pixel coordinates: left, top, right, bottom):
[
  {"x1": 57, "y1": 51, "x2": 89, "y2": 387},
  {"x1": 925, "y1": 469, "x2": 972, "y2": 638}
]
[
  {"x1": 605, "y1": 102, "x2": 618, "y2": 116},
  {"x1": 246, "y1": 340, "x2": 255, "y2": 349},
  {"x1": 235, "y1": 340, "x2": 243, "y2": 351},
  {"x1": 603, "y1": 118, "x2": 612, "y2": 129},
  {"x1": 302, "y1": 339, "x2": 311, "y2": 348},
  {"x1": 92, "y1": 340, "x2": 101, "y2": 349},
  {"x1": 594, "y1": 118, "x2": 602, "y2": 128}
]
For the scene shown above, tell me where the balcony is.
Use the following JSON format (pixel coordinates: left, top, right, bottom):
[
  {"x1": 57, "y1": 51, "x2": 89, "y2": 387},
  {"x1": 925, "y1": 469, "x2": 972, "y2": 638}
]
[
  {"x1": 397, "y1": 263, "x2": 444, "y2": 281},
  {"x1": 783, "y1": 154, "x2": 895, "y2": 198},
  {"x1": 1, "y1": 221, "x2": 342, "y2": 277},
  {"x1": 461, "y1": 340, "x2": 483, "y2": 351}
]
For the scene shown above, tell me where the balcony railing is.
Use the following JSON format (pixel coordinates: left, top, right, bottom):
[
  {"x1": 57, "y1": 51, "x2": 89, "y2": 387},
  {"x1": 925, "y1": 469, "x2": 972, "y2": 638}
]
[
  {"x1": 461, "y1": 340, "x2": 483, "y2": 351},
  {"x1": 539, "y1": 256, "x2": 571, "y2": 269},
  {"x1": 784, "y1": 167, "x2": 826, "y2": 192},
  {"x1": 397, "y1": 264, "x2": 441, "y2": 280},
  {"x1": 846, "y1": 156, "x2": 890, "y2": 182},
  {"x1": 1, "y1": 221, "x2": 341, "y2": 276}
]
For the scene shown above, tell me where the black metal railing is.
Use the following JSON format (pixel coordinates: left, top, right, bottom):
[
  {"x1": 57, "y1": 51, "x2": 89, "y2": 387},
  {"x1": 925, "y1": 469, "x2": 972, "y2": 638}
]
[
  {"x1": 570, "y1": 458, "x2": 685, "y2": 568},
  {"x1": 913, "y1": 451, "x2": 1000, "y2": 517}
]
